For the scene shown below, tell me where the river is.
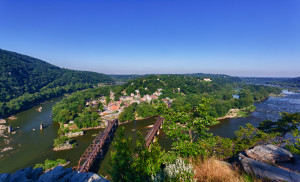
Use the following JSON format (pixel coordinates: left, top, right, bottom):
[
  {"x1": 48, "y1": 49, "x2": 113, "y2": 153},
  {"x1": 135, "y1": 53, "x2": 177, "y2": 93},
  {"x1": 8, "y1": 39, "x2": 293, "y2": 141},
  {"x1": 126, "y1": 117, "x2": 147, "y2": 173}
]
[
  {"x1": 0, "y1": 90, "x2": 299, "y2": 175},
  {"x1": 211, "y1": 90, "x2": 300, "y2": 138}
]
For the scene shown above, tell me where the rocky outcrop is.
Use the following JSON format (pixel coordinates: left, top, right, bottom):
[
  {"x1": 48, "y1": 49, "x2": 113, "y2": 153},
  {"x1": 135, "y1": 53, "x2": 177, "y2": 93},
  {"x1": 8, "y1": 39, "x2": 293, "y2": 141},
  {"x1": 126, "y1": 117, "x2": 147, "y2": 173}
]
[
  {"x1": 0, "y1": 125, "x2": 8, "y2": 137},
  {"x1": 278, "y1": 154, "x2": 300, "y2": 174},
  {"x1": 245, "y1": 144, "x2": 293, "y2": 163},
  {"x1": 1, "y1": 147, "x2": 13, "y2": 152},
  {"x1": 0, "y1": 166, "x2": 110, "y2": 182},
  {"x1": 65, "y1": 131, "x2": 84, "y2": 138},
  {"x1": 238, "y1": 153, "x2": 300, "y2": 182},
  {"x1": 53, "y1": 142, "x2": 73, "y2": 151},
  {"x1": 0, "y1": 119, "x2": 6, "y2": 124},
  {"x1": 237, "y1": 144, "x2": 300, "y2": 182}
]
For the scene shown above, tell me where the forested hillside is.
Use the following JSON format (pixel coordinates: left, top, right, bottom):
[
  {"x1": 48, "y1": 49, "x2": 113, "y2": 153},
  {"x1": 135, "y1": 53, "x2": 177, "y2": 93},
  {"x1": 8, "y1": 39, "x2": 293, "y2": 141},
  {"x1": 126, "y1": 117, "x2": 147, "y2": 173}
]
[
  {"x1": 240, "y1": 77, "x2": 300, "y2": 88},
  {"x1": 112, "y1": 74, "x2": 280, "y2": 118},
  {"x1": 0, "y1": 49, "x2": 114, "y2": 117},
  {"x1": 112, "y1": 74, "x2": 241, "y2": 100},
  {"x1": 267, "y1": 77, "x2": 300, "y2": 88}
]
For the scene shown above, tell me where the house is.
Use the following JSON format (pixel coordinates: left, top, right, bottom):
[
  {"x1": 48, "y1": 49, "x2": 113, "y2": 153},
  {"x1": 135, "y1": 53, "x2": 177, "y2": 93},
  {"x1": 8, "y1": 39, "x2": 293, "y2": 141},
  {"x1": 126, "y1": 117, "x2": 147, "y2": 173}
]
[
  {"x1": 141, "y1": 94, "x2": 152, "y2": 102},
  {"x1": 204, "y1": 78, "x2": 212, "y2": 82},
  {"x1": 154, "y1": 91, "x2": 161, "y2": 96},
  {"x1": 110, "y1": 104, "x2": 120, "y2": 111},
  {"x1": 150, "y1": 95, "x2": 158, "y2": 100}
]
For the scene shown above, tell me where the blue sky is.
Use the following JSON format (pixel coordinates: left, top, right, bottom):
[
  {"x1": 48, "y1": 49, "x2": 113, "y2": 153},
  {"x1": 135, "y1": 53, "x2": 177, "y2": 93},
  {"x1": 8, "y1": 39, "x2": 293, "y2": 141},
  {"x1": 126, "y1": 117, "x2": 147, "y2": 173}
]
[{"x1": 0, "y1": 0, "x2": 299, "y2": 77}]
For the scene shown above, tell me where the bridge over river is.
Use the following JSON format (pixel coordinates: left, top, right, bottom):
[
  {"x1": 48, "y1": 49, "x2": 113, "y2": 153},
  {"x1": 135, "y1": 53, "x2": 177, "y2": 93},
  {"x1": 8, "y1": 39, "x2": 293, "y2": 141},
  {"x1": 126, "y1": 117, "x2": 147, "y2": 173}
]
[
  {"x1": 75, "y1": 119, "x2": 118, "y2": 173},
  {"x1": 75, "y1": 117, "x2": 164, "y2": 172}
]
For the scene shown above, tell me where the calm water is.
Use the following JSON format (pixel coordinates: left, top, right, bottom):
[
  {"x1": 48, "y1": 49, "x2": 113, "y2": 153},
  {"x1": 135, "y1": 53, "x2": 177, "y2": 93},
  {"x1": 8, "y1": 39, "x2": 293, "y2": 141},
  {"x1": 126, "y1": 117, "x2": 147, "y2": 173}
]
[
  {"x1": 0, "y1": 90, "x2": 299, "y2": 175},
  {"x1": 0, "y1": 98, "x2": 171, "y2": 174}
]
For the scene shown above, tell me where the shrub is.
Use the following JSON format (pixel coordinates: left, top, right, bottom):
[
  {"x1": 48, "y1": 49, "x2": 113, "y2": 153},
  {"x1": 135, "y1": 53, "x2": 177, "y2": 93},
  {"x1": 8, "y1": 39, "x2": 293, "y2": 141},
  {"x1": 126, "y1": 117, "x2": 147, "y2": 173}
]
[{"x1": 34, "y1": 158, "x2": 67, "y2": 171}]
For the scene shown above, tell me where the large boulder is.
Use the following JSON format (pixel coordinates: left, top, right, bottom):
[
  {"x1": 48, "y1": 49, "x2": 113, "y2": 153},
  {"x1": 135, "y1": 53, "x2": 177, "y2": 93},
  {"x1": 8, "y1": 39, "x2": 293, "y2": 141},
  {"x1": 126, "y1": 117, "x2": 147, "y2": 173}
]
[
  {"x1": 0, "y1": 166, "x2": 110, "y2": 182},
  {"x1": 38, "y1": 166, "x2": 73, "y2": 181},
  {"x1": 30, "y1": 167, "x2": 43, "y2": 181},
  {"x1": 0, "y1": 173, "x2": 10, "y2": 182},
  {"x1": 239, "y1": 153, "x2": 300, "y2": 182},
  {"x1": 278, "y1": 154, "x2": 300, "y2": 174},
  {"x1": 9, "y1": 167, "x2": 33, "y2": 182},
  {"x1": 246, "y1": 144, "x2": 293, "y2": 163}
]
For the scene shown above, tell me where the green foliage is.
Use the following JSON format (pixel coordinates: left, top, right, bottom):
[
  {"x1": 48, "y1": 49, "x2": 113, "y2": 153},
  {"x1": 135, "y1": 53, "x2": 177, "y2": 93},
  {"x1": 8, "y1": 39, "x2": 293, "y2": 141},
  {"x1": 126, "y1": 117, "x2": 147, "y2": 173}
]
[
  {"x1": 52, "y1": 87, "x2": 109, "y2": 129},
  {"x1": 163, "y1": 98, "x2": 216, "y2": 157},
  {"x1": 0, "y1": 48, "x2": 113, "y2": 117},
  {"x1": 153, "y1": 158, "x2": 195, "y2": 182},
  {"x1": 136, "y1": 102, "x2": 158, "y2": 118},
  {"x1": 258, "y1": 112, "x2": 300, "y2": 137},
  {"x1": 114, "y1": 75, "x2": 225, "y2": 99},
  {"x1": 57, "y1": 126, "x2": 70, "y2": 136},
  {"x1": 53, "y1": 136, "x2": 70, "y2": 148},
  {"x1": 118, "y1": 102, "x2": 138, "y2": 123},
  {"x1": 170, "y1": 84, "x2": 279, "y2": 119},
  {"x1": 34, "y1": 159, "x2": 67, "y2": 171},
  {"x1": 199, "y1": 124, "x2": 277, "y2": 159},
  {"x1": 105, "y1": 95, "x2": 111, "y2": 106},
  {"x1": 109, "y1": 127, "x2": 164, "y2": 182},
  {"x1": 232, "y1": 124, "x2": 277, "y2": 154},
  {"x1": 285, "y1": 129, "x2": 300, "y2": 155}
]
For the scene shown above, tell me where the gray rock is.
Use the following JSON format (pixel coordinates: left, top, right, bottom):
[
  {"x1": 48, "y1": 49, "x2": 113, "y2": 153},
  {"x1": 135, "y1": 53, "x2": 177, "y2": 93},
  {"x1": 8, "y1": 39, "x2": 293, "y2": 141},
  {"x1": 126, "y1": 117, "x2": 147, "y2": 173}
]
[
  {"x1": 0, "y1": 173, "x2": 10, "y2": 182},
  {"x1": 239, "y1": 153, "x2": 300, "y2": 182},
  {"x1": 86, "y1": 173, "x2": 109, "y2": 182},
  {"x1": 70, "y1": 172, "x2": 110, "y2": 182},
  {"x1": 71, "y1": 172, "x2": 89, "y2": 182},
  {"x1": 0, "y1": 166, "x2": 110, "y2": 182},
  {"x1": 31, "y1": 167, "x2": 43, "y2": 180},
  {"x1": 246, "y1": 144, "x2": 293, "y2": 163},
  {"x1": 59, "y1": 171, "x2": 77, "y2": 182},
  {"x1": 278, "y1": 154, "x2": 300, "y2": 174},
  {"x1": 10, "y1": 167, "x2": 33, "y2": 182},
  {"x1": 38, "y1": 166, "x2": 72, "y2": 182}
]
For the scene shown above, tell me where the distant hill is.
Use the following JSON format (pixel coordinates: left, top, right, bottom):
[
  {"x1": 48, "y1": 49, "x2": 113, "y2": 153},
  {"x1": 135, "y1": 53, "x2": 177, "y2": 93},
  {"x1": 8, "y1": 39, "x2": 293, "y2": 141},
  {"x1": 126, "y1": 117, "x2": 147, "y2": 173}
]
[
  {"x1": 240, "y1": 77, "x2": 300, "y2": 88},
  {"x1": 282, "y1": 77, "x2": 300, "y2": 84},
  {"x1": 0, "y1": 49, "x2": 114, "y2": 117},
  {"x1": 108, "y1": 74, "x2": 144, "y2": 82},
  {"x1": 109, "y1": 73, "x2": 241, "y2": 84}
]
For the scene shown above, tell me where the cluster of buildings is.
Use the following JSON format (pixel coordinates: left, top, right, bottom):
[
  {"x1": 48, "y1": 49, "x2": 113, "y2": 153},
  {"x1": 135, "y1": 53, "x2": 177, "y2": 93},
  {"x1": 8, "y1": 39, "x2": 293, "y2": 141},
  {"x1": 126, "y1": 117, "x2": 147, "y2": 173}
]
[{"x1": 85, "y1": 88, "x2": 171, "y2": 121}]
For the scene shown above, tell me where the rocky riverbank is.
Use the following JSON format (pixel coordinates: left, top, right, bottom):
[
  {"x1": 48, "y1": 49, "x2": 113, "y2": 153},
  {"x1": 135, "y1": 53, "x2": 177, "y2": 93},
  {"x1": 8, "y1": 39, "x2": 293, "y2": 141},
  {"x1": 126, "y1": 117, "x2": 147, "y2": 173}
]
[
  {"x1": 53, "y1": 143, "x2": 74, "y2": 151},
  {"x1": 234, "y1": 144, "x2": 300, "y2": 181},
  {"x1": 0, "y1": 166, "x2": 110, "y2": 182}
]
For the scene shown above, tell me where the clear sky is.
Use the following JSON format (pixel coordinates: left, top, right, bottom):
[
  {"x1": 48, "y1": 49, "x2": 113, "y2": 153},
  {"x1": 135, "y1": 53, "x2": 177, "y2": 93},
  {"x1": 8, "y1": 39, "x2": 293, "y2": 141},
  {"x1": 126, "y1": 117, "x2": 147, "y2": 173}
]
[{"x1": 0, "y1": 0, "x2": 299, "y2": 77}]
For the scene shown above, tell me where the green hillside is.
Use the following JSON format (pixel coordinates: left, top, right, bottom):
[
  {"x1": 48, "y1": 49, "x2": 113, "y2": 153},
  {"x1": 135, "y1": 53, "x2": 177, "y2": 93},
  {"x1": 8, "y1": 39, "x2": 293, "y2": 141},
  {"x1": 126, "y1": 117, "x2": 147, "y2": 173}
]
[{"x1": 0, "y1": 49, "x2": 114, "y2": 117}]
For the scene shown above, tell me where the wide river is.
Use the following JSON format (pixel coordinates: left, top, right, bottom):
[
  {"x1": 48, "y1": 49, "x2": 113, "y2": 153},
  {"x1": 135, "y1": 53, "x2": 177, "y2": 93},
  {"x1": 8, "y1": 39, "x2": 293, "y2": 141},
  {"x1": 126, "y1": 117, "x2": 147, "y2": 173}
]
[{"x1": 0, "y1": 90, "x2": 299, "y2": 175}]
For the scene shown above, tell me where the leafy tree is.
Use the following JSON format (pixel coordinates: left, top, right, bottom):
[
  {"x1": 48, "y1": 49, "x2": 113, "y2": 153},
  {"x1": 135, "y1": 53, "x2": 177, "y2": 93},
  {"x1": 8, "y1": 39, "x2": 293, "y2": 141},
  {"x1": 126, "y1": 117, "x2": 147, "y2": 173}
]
[
  {"x1": 119, "y1": 103, "x2": 138, "y2": 123},
  {"x1": 109, "y1": 127, "x2": 164, "y2": 182},
  {"x1": 34, "y1": 159, "x2": 67, "y2": 171},
  {"x1": 105, "y1": 95, "x2": 111, "y2": 106},
  {"x1": 258, "y1": 112, "x2": 300, "y2": 138},
  {"x1": 285, "y1": 129, "x2": 300, "y2": 155},
  {"x1": 163, "y1": 98, "x2": 216, "y2": 157}
]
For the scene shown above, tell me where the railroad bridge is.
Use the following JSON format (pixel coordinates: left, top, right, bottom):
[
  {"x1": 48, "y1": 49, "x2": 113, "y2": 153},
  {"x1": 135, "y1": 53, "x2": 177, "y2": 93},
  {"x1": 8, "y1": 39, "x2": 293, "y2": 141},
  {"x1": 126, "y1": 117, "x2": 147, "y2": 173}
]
[
  {"x1": 75, "y1": 119, "x2": 118, "y2": 173},
  {"x1": 76, "y1": 117, "x2": 164, "y2": 173},
  {"x1": 145, "y1": 117, "x2": 164, "y2": 147}
]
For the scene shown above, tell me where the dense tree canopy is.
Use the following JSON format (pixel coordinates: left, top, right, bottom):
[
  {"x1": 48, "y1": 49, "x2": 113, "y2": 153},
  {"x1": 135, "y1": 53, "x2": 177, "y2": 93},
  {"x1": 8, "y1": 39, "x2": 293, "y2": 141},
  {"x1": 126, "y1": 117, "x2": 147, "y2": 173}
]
[
  {"x1": 52, "y1": 87, "x2": 110, "y2": 128},
  {"x1": 0, "y1": 49, "x2": 114, "y2": 117}
]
